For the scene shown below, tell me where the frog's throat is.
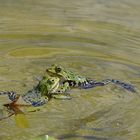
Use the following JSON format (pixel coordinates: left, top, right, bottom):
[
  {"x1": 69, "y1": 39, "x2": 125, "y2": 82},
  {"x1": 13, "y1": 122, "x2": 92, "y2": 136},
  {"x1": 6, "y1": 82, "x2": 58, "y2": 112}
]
[{"x1": 49, "y1": 81, "x2": 59, "y2": 93}]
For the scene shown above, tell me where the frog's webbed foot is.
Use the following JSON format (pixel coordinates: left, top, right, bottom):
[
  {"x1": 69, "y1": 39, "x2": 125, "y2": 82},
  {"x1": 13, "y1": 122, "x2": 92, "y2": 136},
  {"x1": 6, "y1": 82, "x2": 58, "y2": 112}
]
[
  {"x1": 0, "y1": 91, "x2": 17, "y2": 101},
  {"x1": 101, "y1": 79, "x2": 136, "y2": 92},
  {"x1": 80, "y1": 79, "x2": 136, "y2": 93},
  {"x1": 31, "y1": 96, "x2": 49, "y2": 107},
  {"x1": 82, "y1": 79, "x2": 136, "y2": 92},
  {"x1": 111, "y1": 79, "x2": 136, "y2": 92}
]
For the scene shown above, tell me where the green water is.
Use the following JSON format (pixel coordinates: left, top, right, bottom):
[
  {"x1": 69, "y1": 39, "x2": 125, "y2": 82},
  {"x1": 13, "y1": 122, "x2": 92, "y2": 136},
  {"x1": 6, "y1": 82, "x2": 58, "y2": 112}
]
[{"x1": 0, "y1": 0, "x2": 140, "y2": 140}]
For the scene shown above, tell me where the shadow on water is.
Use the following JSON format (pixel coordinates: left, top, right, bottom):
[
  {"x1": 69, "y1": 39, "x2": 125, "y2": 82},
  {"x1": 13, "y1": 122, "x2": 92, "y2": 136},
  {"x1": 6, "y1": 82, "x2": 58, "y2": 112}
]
[{"x1": 57, "y1": 109, "x2": 113, "y2": 140}]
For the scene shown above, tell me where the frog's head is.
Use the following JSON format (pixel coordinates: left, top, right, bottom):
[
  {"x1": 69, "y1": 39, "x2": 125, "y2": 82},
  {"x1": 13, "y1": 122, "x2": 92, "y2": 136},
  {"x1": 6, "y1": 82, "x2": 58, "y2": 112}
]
[
  {"x1": 37, "y1": 75, "x2": 59, "y2": 96},
  {"x1": 46, "y1": 64, "x2": 66, "y2": 78}
]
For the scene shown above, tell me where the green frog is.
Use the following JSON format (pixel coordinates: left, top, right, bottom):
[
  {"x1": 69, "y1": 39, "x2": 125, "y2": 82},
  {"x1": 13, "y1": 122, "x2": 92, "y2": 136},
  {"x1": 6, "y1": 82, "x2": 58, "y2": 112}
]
[
  {"x1": 0, "y1": 75, "x2": 60, "y2": 107},
  {"x1": 46, "y1": 64, "x2": 136, "y2": 93}
]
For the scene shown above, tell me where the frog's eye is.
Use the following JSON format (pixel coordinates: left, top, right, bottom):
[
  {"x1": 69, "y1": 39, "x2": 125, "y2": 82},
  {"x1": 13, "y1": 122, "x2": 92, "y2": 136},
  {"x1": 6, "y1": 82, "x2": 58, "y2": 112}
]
[
  {"x1": 48, "y1": 78, "x2": 55, "y2": 83},
  {"x1": 47, "y1": 79, "x2": 52, "y2": 84},
  {"x1": 51, "y1": 79, "x2": 54, "y2": 82},
  {"x1": 55, "y1": 66, "x2": 62, "y2": 73}
]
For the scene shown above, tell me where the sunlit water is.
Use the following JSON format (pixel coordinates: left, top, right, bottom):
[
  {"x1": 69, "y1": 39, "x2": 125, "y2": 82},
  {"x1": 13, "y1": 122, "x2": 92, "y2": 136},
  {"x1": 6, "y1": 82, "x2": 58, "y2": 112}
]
[{"x1": 0, "y1": 0, "x2": 140, "y2": 140}]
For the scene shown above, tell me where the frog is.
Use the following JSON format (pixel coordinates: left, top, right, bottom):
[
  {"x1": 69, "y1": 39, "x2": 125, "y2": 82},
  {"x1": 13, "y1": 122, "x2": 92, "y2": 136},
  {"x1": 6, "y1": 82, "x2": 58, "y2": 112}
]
[
  {"x1": 46, "y1": 64, "x2": 136, "y2": 93},
  {"x1": 36, "y1": 75, "x2": 71, "y2": 100},
  {"x1": 0, "y1": 75, "x2": 60, "y2": 107}
]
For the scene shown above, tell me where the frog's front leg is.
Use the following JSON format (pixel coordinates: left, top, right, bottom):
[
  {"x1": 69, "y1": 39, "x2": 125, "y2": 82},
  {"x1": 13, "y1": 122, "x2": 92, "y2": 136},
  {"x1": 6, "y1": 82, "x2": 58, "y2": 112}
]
[
  {"x1": 31, "y1": 96, "x2": 49, "y2": 107},
  {"x1": 51, "y1": 82, "x2": 71, "y2": 100},
  {"x1": 55, "y1": 82, "x2": 70, "y2": 94}
]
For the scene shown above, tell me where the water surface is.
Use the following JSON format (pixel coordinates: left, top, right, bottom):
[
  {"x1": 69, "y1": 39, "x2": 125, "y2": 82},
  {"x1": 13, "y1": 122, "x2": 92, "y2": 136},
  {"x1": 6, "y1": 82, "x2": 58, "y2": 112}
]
[{"x1": 0, "y1": 0, "x2": 140, "y2": 140}]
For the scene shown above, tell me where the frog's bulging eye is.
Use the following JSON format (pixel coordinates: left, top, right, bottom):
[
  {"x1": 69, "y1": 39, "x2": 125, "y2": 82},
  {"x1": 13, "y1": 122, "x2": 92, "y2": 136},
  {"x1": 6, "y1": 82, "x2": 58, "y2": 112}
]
[
  {"x1": 55, "y1": 67, "x2": 62, "y2": 73},
  {"x1": 47, "y1": 79, "x2": 53, "y2": 84},
  {"x1": 47, "y1": 79, "x2": 55, "y2": 84},
  {"x1": 51, "y1": 79, "x2": 54, "y2": 82}
]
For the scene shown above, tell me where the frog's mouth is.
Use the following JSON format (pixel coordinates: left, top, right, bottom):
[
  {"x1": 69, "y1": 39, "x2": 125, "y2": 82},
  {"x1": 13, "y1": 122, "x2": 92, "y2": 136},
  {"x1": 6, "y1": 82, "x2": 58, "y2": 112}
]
[{"x1": 46, "y1": 70, "x2": 60, "y2": 77}]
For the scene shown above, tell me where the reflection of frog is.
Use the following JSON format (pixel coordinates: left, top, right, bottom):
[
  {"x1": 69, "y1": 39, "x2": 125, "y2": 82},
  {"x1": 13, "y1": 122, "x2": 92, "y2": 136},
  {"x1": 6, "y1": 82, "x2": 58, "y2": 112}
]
[
  {"x1": 46, "y1": 64, "x2": 136, "y2": 93},
  {"x1": 0, "y1": 75, "x2": 60, "y2": 107}
]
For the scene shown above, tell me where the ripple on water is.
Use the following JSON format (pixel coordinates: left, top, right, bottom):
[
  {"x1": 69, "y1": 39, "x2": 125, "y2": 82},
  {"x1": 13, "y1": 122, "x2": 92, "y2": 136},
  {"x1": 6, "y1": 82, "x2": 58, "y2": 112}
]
[
  {"x1": 8, "y1": 47, "x2": 76, "y2": 58},
  {"x1": 0, "y1": 0, "x2": 140, "y2": 139}
]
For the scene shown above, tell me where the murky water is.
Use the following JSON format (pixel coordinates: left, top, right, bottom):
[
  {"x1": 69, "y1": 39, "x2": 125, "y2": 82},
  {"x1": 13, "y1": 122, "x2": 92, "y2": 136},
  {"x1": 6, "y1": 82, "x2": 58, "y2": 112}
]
[{"x1": 0, "y1": 0, "x2": 140, "y2": 140}]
